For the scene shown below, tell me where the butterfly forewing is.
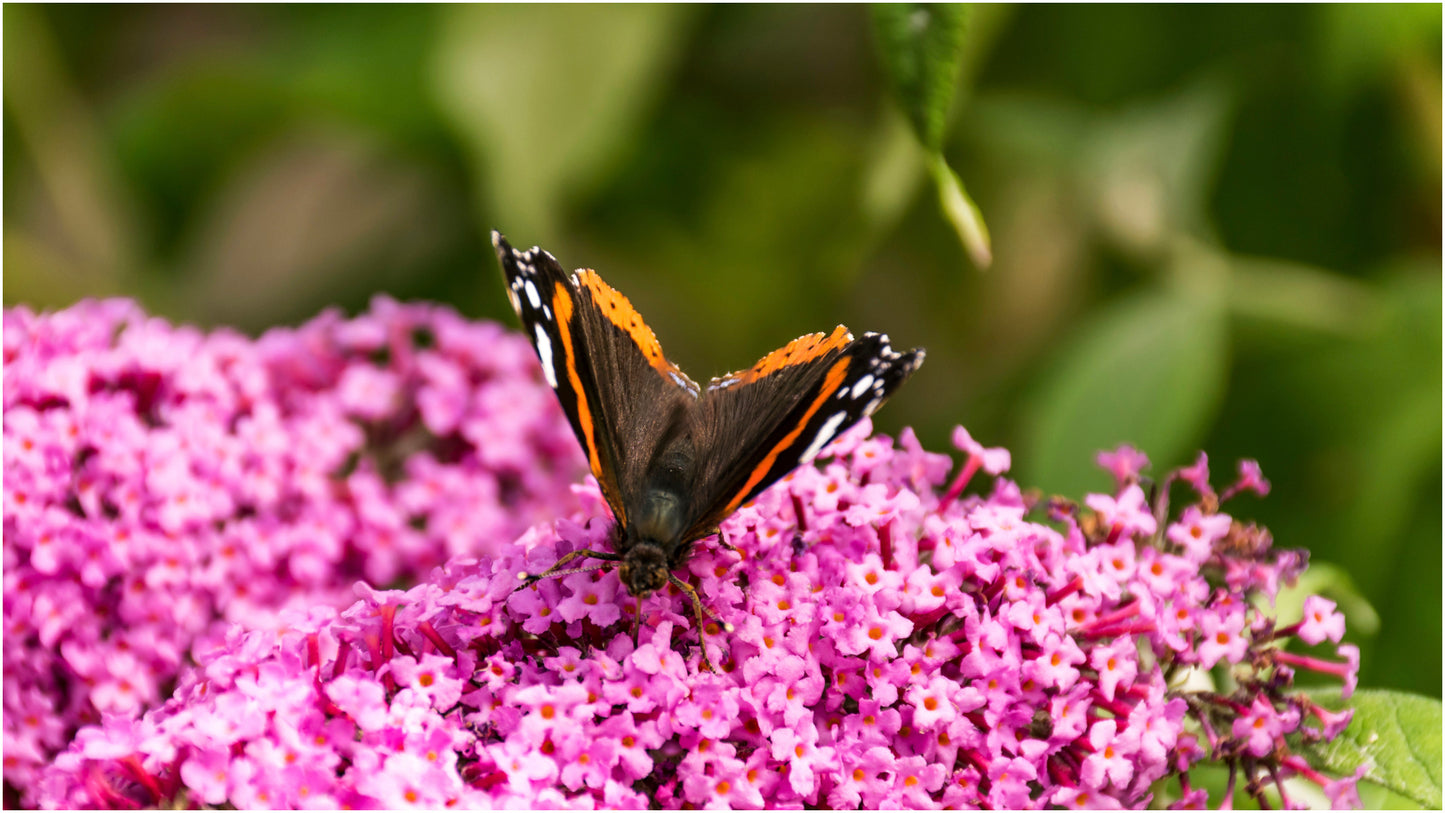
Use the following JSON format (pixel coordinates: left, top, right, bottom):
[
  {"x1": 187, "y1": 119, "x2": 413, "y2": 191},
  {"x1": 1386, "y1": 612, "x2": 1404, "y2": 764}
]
[
  {"x1": 493, "y1": 232, "x2": 699, "y2": 529},
  {"x1": 494, "y1": 233, "x2": 628, "y2": 523}
]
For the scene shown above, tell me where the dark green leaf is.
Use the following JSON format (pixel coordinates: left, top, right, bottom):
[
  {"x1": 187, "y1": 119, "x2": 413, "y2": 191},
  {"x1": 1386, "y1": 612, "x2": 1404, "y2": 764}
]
[
  {"x1": 870, "y1": 4, "x2": 967, "y2": 151},
  {"x1": 1297, "y1": 689, "x2": 1443, "y2": 809}
]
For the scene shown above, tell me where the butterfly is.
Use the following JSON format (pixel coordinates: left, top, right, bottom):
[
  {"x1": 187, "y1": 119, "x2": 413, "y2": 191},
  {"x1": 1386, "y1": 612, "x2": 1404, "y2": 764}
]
[{"x1": 494, "y1": 231, "x2": 923, "y2": 668}]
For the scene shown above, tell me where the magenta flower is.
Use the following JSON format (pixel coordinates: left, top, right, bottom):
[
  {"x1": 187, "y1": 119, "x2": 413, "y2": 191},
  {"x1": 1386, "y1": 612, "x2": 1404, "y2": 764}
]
[
  {"x1": 1196, "y1": 604, "x2": 1250, "y2": 669},
  {"x1": 1081, "y1": 718, "x2": 1137, "y2": 790},
  {"x1": 1086, "y1": 484, "x2": 1159, "y2": 539},
  {"x1": 1226, "y1": 458, "x2": 1272, "y2": 498},
  {"x1": 1166, "y1": 505, "x2": 1234, "y2": 562},
  {"x1": 1177, "y1": 451, "x2": 1213, "y2": 497},
  {"x1": 1296, "y1": 595, "x2": 1348, "y2": 646},
  {"x1": 1232, "y1": 692, "x2": 1299, "y2": 757},
  {"x1": 1097, "y1": 444, "x2": 1151, "y2": 487}
]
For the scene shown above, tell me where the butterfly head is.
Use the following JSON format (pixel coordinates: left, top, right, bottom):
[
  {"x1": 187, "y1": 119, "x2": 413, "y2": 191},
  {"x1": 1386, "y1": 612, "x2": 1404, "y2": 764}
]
[{"x1": 617, "y1": 541, "x2": 670, "y2": 598}]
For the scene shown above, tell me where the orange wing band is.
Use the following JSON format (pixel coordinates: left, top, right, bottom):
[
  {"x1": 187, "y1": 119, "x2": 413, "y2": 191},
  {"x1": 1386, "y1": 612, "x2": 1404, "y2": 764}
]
[
  {"x1": 734, "y1": 325, "x2": 851, "y2": 384},
  {"x1": 552, "y1": 283, "x2": 607, "y2": 491},
  {"x1": 575, "y1": 270, "x2": 674, "y2": 376},
  {"x1": 722, "y1": 356, "x2": 851, "y2": 515}
]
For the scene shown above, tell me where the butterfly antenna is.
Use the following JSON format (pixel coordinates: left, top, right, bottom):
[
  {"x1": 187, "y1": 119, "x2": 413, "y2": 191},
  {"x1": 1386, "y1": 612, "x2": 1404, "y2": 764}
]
[
  {"x1": 514, "y1": 548, "x2": 622, "y2": 591},
  {"x1": 545, "y1": 563, "x2": 611, "y2": 580}
]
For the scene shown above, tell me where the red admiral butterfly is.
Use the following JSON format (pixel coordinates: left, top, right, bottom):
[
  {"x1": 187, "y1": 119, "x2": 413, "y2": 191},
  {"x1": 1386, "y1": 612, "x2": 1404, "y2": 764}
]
[{"x1": 494, "y1": 232, "x2": 923, "y2": 666}]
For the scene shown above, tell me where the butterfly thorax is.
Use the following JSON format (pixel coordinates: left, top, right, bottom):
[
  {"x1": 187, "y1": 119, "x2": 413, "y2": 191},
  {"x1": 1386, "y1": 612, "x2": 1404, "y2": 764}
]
[{"x1": 618, "y1": 487, "x2": 688, "y2": 598}]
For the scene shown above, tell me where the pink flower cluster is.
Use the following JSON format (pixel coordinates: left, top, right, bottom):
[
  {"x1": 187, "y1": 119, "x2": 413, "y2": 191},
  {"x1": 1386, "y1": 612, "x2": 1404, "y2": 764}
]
[
  {"x1": 26, "y1": 352, "x2": 1361, "y2": 811},
  {"x1": 3, "y1": 299, "x2": 585, "y2": 805}
]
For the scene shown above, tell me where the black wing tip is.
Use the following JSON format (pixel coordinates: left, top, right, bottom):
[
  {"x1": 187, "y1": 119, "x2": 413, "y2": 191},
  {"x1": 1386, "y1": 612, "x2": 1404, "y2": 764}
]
[
  {"x1": 493, "y1": 232, "x2": 566, "y2": 279},
  {"x1": 492, "y1": 230, "x2": 518, "y2": 269},
  {"x1": 854, "y1": 332, "x2": 925, "y2": 373}
]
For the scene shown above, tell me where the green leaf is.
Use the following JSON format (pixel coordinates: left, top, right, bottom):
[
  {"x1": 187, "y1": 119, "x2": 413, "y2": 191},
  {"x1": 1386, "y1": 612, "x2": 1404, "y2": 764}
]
[
  {"x1": 1297, "y1": 689, "x2": 1443, "y2": 809},
  {"x1": 870, "y1": 5, "x2": 991, "y2": 269},
  {"x1": 1228, "y1": 256, "x2": 1384, "y2": 338},
  {"x1": 870, "y1": 3, "x2": 967, "y2": 151},
  {"x1": 929, "y1": 153, "x2": 991, "y2": 269},
  {"x1": 433, "y1": 4, "x2": 690, "y2": 238},
  {"x1": 1021, "y1": 284, "x2": 1228, "y2": 498}
]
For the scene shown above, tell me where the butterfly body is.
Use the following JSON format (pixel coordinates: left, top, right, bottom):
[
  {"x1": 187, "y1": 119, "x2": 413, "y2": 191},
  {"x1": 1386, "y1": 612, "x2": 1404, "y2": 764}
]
[{"x1": 493, "y1": 231, "x2": 923, "y2": 614}]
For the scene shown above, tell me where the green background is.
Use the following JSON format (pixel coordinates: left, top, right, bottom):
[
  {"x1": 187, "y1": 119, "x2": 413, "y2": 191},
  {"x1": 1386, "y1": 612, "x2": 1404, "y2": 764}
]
[{"x1": 5, "y1": 4, "x2": 1440, "y2": 700}]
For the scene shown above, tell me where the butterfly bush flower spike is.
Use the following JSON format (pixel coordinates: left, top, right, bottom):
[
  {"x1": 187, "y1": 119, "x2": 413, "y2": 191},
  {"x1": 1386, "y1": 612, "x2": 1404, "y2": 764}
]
[
  {"x1": 3, "y1": 298, "x2": 584, "y2": 804},
  {"x1": 20, "y1": 298, "x2": 1364, "y2": 809}
]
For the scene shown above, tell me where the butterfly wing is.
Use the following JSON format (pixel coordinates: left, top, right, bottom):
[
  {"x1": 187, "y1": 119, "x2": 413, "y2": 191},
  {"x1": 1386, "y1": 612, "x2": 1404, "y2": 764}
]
[
  {"x1": 682, "y1": 328, "x2": 924, "y2": 541},
  {"x1": 493, "y1": 232, "x2": 699, "y2": 527}
]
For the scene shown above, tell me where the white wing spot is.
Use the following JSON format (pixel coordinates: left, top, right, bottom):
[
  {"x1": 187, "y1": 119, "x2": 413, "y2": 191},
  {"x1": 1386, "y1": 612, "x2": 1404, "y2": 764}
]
[
  {"x1": 524, "y1": 280, "x2": 541, "y2": 309},
  {"x1": 864, "y1": 396, "x2": 883, "y2": 417},
  {"x1": 850, "y1": 374, "x2": 874, "y2": 400},
  {"x1": 534, "y1": 324, "x2": 558, "y2": 389},
  {"x1": 668, "y1": 371, "x2": 698, "y2": 397},
  {"x1": 801, "y1": 412, "x2": 848, "y2": 465}
]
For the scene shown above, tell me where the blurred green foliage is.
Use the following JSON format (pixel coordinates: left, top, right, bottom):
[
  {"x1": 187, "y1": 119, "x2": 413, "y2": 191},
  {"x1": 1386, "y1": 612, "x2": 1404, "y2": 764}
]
[{"x1": 5, "y1": 5, "x2": 1440, "y2": 699}]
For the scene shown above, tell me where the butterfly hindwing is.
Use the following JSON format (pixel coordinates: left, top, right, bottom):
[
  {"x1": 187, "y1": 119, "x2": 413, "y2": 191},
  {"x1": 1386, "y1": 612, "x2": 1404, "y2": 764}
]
[
  {"x1": 493, "y1": 231, "x2": 699, "y2": 527},
  {"x1": 682, "y1": 330, "x2": 924, "y2": 540}
]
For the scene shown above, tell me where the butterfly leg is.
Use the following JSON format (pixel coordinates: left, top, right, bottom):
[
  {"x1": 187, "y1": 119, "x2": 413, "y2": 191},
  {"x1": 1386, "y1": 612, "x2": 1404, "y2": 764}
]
[
  {"x1": 667, "y1": 574, "x2": 733, "y2": 673},
  {"x1": 713, "y1": 527, "x2": 739, "y2": 554},
  {"x1": 516, "y1": 548, "x2": 621, "y2": 589}
]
